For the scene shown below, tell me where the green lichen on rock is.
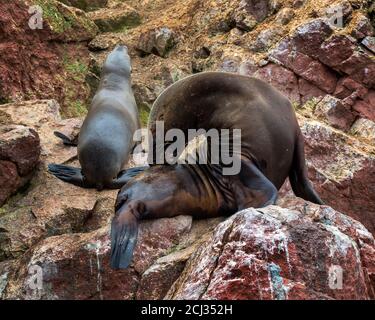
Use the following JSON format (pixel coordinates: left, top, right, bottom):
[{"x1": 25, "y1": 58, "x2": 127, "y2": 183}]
[
  {"x1": 34, "y1": 0, "x2": 98, "y2": 38},
  {"x1": 139, "y1": 107, "x2": 150, "y2": 127},
  {"x1": 60, "y1": 55, "x2": 90, "y2": 117}
]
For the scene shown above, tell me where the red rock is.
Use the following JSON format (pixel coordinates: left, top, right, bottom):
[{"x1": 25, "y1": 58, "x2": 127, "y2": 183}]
[
  {"x1": 271, "y1": 43, "x2": 338, "y2": 93},
  {"x1": 290, "y1": 18, "x2": 333, "y2": 59},
  {"x1": 167, "y1": 202, "x2": 375, "y2": 300},
  {"x1": 297, "y1": 116, "x2": 375, "y2": 235},
  {"x1": 2, "y1": 217, "x2": 222, "y2": 300},
  {"x1": 0, "y1": 125, "x2": 40, "y2": 205},
  {"x1": 298, "y1": 78, "x2": 325, "y2": 104},
  {"x1": 0, "y1": 161, "x2": 21, "y2": 206},
  {"x1": 0, "y1": 1, "x2": 96, "y2": 114},
  {"x1": 314, "y1": 95, "x2": 356, "y2": 131},
  {"x1": 0, "y1": 125, "x2": 40, "y2": 176},
  {"x1": 319, "y1": 35, "x2": 357, "y2": 69},
  {"x1": 350, "y1": 14, "x2": 374, "y2": 40},
  {"x1": 353, "y1": 90, "x2": 375, "y2": 121},
  {"x1": 254, "y1": 63, "x2": 300, "y2": 103},
  {"x1": 334, "y1": 77, "x2": 368, "y2": 100}
]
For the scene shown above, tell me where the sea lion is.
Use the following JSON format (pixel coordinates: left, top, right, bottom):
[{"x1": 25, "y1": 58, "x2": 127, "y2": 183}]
[
  {"x1": 48, "y1": 45, "x2": 145, "y2": 190},
  {"x1": 110, "y1": 71, "x2": 323, "y2": 269}
]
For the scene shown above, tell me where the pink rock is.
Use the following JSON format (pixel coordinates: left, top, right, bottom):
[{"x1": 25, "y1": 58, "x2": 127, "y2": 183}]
[
  {"x1": 298, "y1": 78, "x2": 325, "y2": 104},
  {"x1": 297, "y1": 116, "x2": 375, "y2": 235},
  {"x1": 314, "y1": 95, "x2": 356, "y2": 131},
  {"x1": 0, "y1": 125, "x2": 40, "y2": 205},
  {"x1": 167, "y1": 202, "x2": 375, "y2": 300},
  {"x1": 319, "y1": 35, "x2": 357, "y2": 69},
  {"x1": 254, "y1": 63, "x2": 300, "y2": 104},
  {"x1": 270, "y1": 39, "x2": 338, "y2": 93},
  {"x1": 353, "y1": 90, "x2": 375, "y2": 121}
]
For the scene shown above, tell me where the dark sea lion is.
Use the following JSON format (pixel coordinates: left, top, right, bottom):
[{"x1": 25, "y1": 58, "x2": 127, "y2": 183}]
[
  {"x1": 110, "y1": 71, "x2": 323, "y2": 269},
  {"x1": 48, "y1": 45, "x2": 144, "y2": 190}
]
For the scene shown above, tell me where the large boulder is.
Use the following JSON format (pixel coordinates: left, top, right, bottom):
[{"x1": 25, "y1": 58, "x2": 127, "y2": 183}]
[
  {"x1": 167, "y1": 200, "x2": 375, "y2": 300},
  {"x1": 0, "y1": 125, "x2": 40, "y2": 206},
  {"x1": 3, "y1": 217, "x2": 223, "y2": 300},
  {"x1": 296, "y1": 115, "x2": 375, "y2": 236}
]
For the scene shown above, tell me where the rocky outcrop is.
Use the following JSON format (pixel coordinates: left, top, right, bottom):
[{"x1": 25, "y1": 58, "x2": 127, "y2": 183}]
[
  {"x1": 167, "y1": 200, "x2": 375, "y2": 300},
  {"x1": 3, "y1": 216, "x2": 222, "y2": 300},
  {"x1": 3, "y1": 199, "x2": 374, "y2": 300},
  {"x1": 0, "y1": 1, "x2": 97, "y2": 116},
  {"x1": 0, "y1": 125, "x2": 40, "y2": 205}
]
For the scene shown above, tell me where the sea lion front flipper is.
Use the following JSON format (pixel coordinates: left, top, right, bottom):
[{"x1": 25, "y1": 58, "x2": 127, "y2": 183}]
[
  {"x1": 235, "y1": 160, "x2": 278, "y2": 210},
  {"x1": 48, "y1": 163, "x2": 88, "y2": 188},
  {"x1": 108, "y1": 166, "x2": 149, "y2": 189},
  {"x1": 54, "y1": 131, "x2": 78, "y2": 146},
  {"x1": 110, "y1": 209, "x2": 139, "y2": 269}
]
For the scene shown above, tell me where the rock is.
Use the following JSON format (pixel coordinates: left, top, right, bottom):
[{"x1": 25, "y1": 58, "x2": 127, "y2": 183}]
[
  {"x1": 350, "y1": 13, "x2": 374, "y2": 39},
  {"x1": 3, "y1": 217, "x2": 223, "y2": 300},
  {"x1": 0, "y1": 125, "x2": 40, "y2": 205},
  {"x1": 0, "y1": 100, "x2": 117, "y2": 261},
  {"x1": 270, "y1": 41, "x2": 338, "y2": 93},
  {"x1": 298, "y1": 79, "x2": 325, "y2": 104},
  {"x1": 314, "y1": 95, "x2": 356, "y2": 131},
  {"x1": 334, "y1": 77, "x2": 368, "y2": 100},
  {"x1": 292, "y1": 0, "x2": 306, "y2": 9},
  {"x1": 136, "y1": 28, "x2": 177, "y2": 58},
  {"x1": 275, "y1": 8, "x2": 295, "y2": 25},
  {"x1": 87, "y1": 3, "x2": 141, "y2": 32},
  {"x1": 0, "y1": 1, "x2": 95, "y2": 116},
  {"x1": 254, "y1": 63, "x2": 300, "y2": 104},
  {"x1": 290, "y1": 19, "x2": 333, "y2": 59},
  {"x1": 58, "y1": 0, "x2": 109, "y2": 12},
  {"x1": 353, "y1": 90, "x2": 375, "y2": 121},
  {"x1": 319, "y1": 35, "x2": 358, "y2": 69},
  {"x1": 362, "y1": 36, "x2": 375, "y2": 53},
  {"x1": 167, "y1": 202, "x2": 375, "y2": 300},
  {"x1": 297, "y1": 115, "x2": 375, "y2": 236},
  {"x1": 350, "y1": 118, "x2": 375, "y2": 145},
  {"x1": 39, "y1": 0, "x2": 98, "y2": 42},
  {"x1": 250, "y1": 27, "x2": 284, "y2": 52}
]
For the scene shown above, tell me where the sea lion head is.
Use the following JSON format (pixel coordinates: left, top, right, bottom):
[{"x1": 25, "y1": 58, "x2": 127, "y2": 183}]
[
  {"x1": 114, "y1": 166, "x2": 182, "y2": 219},
  {"x1": 80, "y1": 146, "x2": 123, "y2": 190},
  {"x1": 102, "y1": 44, "x2": 132, "y2": 78}
]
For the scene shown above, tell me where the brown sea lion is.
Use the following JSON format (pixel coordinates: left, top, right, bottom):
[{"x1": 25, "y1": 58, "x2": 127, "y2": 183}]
[
  {"x1": 110, "y1": 71, "x2": 323, "y2": 269},
  {"x1": 48, "y1": 45, "x2": 145, "y2": 190}
]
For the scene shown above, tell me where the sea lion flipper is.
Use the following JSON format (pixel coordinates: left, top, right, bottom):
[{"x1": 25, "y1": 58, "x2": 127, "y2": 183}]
[
  {"x1": 236, "y1": 160, "x2": 278, "y2": 209},
  {"x1": 110, "y1": 211, "x2": 139, "y2": 269},
  {"x1": 53, "y1": 131, "x2": 78, "y2": 146},
  {"x1": 109, "y1": 166, "x2": 149, "y2": 189},
  {"x1": 48, "y1": 163, "x2": 88, "y2": 188}
]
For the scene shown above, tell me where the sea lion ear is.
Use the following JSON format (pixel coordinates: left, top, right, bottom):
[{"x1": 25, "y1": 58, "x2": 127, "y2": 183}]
[{"x1": 115, "y1": 193, "x2": 128, "y2": 212}]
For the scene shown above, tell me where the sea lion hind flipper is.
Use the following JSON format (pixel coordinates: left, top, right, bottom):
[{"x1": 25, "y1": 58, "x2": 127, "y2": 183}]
[
  {"x1": 289, "y1": 135, "x2": 324, "y2": 205},
  {"x1": 110, "y1": 212, "x2": 139, "y2": 269},
  {"x1": 53, "y1": 131, "x2": 78, "y2": 146},
  {"x1": 48, "y1": 163, "x2": 88, "y2": 188},
  {"x1": 109, "y1": 166, "x2": 149, "y2": 189},
  {"x1": 236, "y1": 160, "x2": 278, "y2": 209}
]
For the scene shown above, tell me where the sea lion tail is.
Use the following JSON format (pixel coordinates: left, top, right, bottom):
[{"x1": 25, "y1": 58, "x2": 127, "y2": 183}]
[
  {"x1": 110, "y1": 211, "x2": 139, "y2": 269},
  {"x1": 289, "y1": 134, "x2": 324, "y2": 205}
]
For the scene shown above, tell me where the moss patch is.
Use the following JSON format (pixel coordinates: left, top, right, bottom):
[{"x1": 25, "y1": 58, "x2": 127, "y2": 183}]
[
  {"x1": 35, "y1": 0, "x2": 73, "y2": 33},
  {"x1": 139, "y1": 107, "x2": 150, "y2": 127}
]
